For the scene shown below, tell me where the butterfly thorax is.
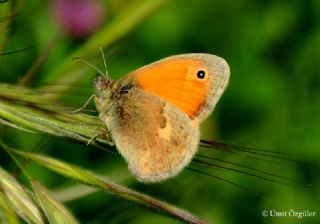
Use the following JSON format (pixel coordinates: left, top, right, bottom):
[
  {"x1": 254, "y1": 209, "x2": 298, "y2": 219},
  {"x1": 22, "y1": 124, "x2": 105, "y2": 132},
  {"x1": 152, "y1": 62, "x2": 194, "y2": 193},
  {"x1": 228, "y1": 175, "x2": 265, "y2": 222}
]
[{"x1": 93, "y1": 74, "x2": 136, "y2": 121}]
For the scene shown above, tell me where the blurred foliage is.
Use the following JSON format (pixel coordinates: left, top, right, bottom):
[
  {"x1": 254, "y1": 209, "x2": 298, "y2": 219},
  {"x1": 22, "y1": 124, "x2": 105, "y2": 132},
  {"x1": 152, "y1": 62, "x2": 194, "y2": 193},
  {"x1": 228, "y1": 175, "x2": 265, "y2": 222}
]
[{"x1": 0, "y1": 0, "x2": 320, "y2": 223}]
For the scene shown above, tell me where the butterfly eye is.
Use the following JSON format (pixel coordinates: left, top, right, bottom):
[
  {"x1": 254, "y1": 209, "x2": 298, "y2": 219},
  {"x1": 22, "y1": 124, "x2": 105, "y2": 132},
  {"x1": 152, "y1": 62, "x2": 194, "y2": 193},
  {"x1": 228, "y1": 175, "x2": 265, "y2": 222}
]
[
  {"x1": 93, "y1": 74, "x2": 108, "y2": 92},
  {"x1": 197, "y1": 70, "x2": 206, "y2": 79}
]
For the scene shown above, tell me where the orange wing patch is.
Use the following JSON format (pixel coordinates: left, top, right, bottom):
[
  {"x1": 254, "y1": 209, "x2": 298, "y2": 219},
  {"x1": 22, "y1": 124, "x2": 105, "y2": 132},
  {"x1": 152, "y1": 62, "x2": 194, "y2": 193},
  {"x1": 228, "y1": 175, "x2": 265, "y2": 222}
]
[{"x1": 132, "y1": 58, "x2": 210, "y2": 117}]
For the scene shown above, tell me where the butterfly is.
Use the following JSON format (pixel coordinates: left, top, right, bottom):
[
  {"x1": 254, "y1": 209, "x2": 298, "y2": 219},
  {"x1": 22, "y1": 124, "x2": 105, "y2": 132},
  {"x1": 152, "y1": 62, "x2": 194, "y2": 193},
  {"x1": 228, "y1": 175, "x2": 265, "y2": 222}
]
[{"x1": 93, "y1": 53, "x2": 230, "y2": 183}]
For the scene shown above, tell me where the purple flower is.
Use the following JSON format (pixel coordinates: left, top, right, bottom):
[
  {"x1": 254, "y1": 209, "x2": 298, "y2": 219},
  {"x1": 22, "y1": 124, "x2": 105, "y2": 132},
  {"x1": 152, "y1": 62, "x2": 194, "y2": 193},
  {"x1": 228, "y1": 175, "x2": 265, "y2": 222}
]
[{"x1": 51, "y1": 0, "x2": 104, "y2": 38}]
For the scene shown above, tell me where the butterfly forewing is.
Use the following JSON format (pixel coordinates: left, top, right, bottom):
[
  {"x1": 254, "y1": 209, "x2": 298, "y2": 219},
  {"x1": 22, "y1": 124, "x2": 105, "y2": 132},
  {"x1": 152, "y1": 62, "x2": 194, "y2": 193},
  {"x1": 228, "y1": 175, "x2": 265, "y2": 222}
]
[{"x1": 127, "y1": 54, "x2": 230, "y2": 123}]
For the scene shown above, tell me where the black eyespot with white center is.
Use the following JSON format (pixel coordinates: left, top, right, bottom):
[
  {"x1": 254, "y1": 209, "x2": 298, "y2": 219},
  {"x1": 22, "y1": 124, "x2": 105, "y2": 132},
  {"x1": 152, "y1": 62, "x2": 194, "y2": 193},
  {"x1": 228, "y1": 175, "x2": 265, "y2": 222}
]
[{"x1": 197, "y1": 70, "x2": 206, "y2": 79}]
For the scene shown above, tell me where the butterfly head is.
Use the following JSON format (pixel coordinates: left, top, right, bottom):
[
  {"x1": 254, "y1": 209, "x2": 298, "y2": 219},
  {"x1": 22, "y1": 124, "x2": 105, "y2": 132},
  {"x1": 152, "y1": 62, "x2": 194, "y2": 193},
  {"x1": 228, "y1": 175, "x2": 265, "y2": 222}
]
[{"x1": 93, "y1": 73, "x2": 110, "y2": 94}]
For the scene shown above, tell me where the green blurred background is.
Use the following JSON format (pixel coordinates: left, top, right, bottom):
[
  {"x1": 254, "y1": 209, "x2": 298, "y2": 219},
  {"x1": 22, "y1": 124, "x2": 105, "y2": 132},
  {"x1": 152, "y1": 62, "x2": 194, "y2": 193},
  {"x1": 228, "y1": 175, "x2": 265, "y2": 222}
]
[{"x1": 1, "y1": 0, "x2": 320, "y2": 223}]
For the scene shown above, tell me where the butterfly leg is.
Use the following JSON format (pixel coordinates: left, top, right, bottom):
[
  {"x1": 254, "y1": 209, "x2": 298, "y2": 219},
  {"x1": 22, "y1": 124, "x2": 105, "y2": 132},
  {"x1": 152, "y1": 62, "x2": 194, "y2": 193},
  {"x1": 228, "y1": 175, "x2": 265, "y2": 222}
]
[
  {"x1": 72, "y1": 94, "x2": 95, "y2": 113},
  {"x1": 87, "y1": 129, "x2": 114, "y2": 146}
]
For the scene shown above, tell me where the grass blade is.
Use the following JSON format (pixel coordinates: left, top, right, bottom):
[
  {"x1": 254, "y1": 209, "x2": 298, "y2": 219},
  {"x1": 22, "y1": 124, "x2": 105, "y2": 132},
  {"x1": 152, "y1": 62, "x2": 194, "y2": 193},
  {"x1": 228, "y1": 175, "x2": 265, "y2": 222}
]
[
  {"x1": 11, "y1": 149, "x2": 206, "y2": 224},
  {"x1": 0, "y1": 166, "x2": 44, "y2": 224},
  {"x1": 0, "y1": 96, "x2": 111, "y2": 147},
  {"x1": 0, "y1": 190, "x2": 20, "y2": 224},
  {"x1": 32, "y1": 181, "x2": 79, "y2": 224}
]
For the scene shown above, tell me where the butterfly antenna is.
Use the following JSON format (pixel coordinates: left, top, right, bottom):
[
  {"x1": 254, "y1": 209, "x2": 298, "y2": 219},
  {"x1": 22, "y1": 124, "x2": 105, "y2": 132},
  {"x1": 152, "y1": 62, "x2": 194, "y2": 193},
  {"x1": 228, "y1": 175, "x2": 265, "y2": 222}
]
[
  {"x1": 98, "y1": 45, "x2": 109, "y2": 79},
  {"x1": 72, "y1": 57, "x2": 105, "y2": 77}
]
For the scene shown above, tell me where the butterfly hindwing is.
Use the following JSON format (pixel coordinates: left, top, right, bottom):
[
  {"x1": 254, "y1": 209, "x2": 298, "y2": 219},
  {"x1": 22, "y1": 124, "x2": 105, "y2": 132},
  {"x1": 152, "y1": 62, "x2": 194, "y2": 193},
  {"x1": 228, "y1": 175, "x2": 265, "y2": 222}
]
[{"x1": 105, "y1": 88, "x2": 199, "y2": 182}]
